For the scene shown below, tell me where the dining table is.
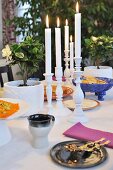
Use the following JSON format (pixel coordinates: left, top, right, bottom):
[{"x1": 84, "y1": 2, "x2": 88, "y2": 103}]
[{"x1": 0, "y1": 82, "x2": 113, "y2": 170}]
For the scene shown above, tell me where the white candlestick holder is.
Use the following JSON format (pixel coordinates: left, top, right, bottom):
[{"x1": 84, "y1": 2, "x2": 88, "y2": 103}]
[
  {"x1": 44, "y1": 73, "x2": 53, "y2": 115},
  {"x1": 69, "y1": 68, "x2": 75, "y2": 88},
  {"x1": 54, "y1": 67, "x2": 71, "y2": 116},
  {"x1": 69, "y1": 57, "x2": 88, "y2": 123},
  {"x1": 70, "y1": 68, "x2": 75, "y2": 80},
  {"x1": 64, "y1": 50, "x2": 70, "y2": 83}
]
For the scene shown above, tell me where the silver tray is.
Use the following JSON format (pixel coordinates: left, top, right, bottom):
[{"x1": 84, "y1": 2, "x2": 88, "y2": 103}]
[{"x1": 50, "y1": 140, "x2": 108, "y2": 168}]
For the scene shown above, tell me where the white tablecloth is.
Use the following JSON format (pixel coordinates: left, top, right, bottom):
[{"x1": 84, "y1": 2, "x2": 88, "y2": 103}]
[{"x1": 0, "y1": 86, "x2": 113, "y2": 170}]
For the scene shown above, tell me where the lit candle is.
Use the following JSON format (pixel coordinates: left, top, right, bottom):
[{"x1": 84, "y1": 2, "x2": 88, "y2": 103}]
[
  {"x1": 70, "y1": 35, "x2": 74, "y2": 69},
  {"x1": 45, "y1": 15, "x2": 51, "y2": 74},
  {"x1": 65, "y1": 19, "x2": 69, "y2": 51},
  {"x1": 55, "y1": 17, "x2": 61, "y2": 67},
  {"x1": 75, "y1": 1, "x2": 81, "y2": 58}
]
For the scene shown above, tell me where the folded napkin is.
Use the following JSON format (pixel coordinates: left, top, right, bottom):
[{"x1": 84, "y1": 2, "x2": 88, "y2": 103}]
[{"x1": 63, "y1": 122, "x2": 113, "y2": 148}]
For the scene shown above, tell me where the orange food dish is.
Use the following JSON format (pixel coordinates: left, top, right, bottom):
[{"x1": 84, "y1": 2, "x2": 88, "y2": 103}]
[
  {"x1": 44, "y1": 85, "x2": 73, "y2": 100},
  {"x1": 0, "y1": 100, "x2": 19, "y2": 118}
]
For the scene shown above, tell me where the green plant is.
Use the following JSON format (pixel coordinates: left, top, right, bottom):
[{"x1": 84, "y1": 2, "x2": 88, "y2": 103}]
[
  {"x1": 80, "y1": 0, "x2": 113, "y2": 66},
  {"x1": 2, "y1": 36, "x2": 44, "y2": 85},
  {"x1": 85, "y1": 35, "x2": 113, "y2": 68},
  {"x1": 6, "y1": 0, "x2": 113, "y2": 69},
  {"x1": 10, "y1": 0, "x2": 76, "y2": 72},
  {"x1": 14, "y1": 0, "x2": 75, "y2": 39}
]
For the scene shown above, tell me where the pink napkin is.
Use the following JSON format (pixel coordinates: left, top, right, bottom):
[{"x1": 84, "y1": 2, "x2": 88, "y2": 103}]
[{"x1": 63, "y1": 122, "x2": 113, "y2": 148}]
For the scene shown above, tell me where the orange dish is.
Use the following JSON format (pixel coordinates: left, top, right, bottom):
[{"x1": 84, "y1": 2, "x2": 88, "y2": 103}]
[
  {"x1": 82, "y1": 76, "x2": 106, "y2": 84},
  {"x1": 0, "y1": 100, "x2": 19, "y2": 118},
  {"x1": 44, "y1": 85, "x2": 73, "y2": 100}
]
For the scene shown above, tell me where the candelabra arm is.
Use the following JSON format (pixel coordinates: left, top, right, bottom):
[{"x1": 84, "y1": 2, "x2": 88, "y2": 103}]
[
  {"x1": 73, "y1": 71, "x2": 84, "y2": 114},
  {"x1": 69, "y1": 56, "x2": 88, "y2": 123},
  {"x1": 64, "y1": 50, "x2": 70, "y2": 83},
  {"x1": 70, "y1": 68, "x2": 74, "y2": 79},
  {"x1": 55, "y1": 67, "x2": 63, "y2": 106},
  {"x1": 43, "y1": 73, "x2": 53, "y2": 115},
  {"x1": 54, "y1": 67, "x2": 71, "y2": 117}
]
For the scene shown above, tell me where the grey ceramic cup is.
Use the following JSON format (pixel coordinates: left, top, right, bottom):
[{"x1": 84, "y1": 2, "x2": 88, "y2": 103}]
[{"x1": 28, "y1": 114, "x2": 55, "y2": 148}]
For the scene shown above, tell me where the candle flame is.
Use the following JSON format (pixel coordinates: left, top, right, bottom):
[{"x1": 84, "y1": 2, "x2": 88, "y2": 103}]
[
  {"x1": 76, "y1": 2, "x2": 79, "y2": 13},
  {"x1": 46, "y1": 15, "x2": 49, "y2": 28},
  {"x1": 66, "y1": 19, "x2": 68, "y2": 26},
  {"x1": 70, "y1": 35, "x2": 72, "y2": 42},
  {"x1": 57, "y1": 17, "x2": 60, "y2": 27}
]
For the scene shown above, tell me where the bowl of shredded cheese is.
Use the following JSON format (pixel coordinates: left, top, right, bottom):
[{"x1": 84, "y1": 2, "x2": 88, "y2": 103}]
[{"x1": 73, "y1": 76, "x2": 113, "y2": 101}]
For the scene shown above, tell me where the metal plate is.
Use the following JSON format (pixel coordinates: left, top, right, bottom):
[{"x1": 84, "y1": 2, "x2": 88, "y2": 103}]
[{"x1": 50, "y1": 140, "x2": 108, "y2": 168}]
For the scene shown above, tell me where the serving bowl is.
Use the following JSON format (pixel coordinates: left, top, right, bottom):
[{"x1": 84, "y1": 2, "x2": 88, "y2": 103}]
[{"x1": 73, "y1": 77, "x2": 113, "y2": 101}]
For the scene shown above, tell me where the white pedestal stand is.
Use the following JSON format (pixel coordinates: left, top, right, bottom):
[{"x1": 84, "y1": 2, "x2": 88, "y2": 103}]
[
  {"x1": 69, "y1": 57, "x2": 88, "y2": 123},
  {"x1": 0, "y1": 120, "x2": 11, "y2": 147},
  {"x1": 44, "y1": 73, "x2": 53, "y2": 115},
  {"x1": 54, "y1": 67, "x2": 71, "y2": 117},
  {"x1": 64, "y1": 50, "x2": 70, "y2": 83}
]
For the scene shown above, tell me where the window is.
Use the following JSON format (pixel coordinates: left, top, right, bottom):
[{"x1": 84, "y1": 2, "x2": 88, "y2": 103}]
[{"x1": 16, "y1": 2, "x2": 30, "y2": 42}]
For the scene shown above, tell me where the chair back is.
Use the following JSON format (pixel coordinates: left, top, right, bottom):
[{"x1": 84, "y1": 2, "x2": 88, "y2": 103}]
[{"x1": 0, "y1": 65, "x2": 14, "y2": 87}]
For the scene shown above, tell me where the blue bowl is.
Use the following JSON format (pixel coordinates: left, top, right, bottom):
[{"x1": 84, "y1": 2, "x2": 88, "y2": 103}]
[{"x1": 73, "y1": 77, "x2": 113, "y2": 101}]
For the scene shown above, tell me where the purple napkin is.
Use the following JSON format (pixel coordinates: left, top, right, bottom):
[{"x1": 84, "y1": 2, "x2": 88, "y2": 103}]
[{"x1": 63, "y1": 122, "x2": 113, "y2": 148}]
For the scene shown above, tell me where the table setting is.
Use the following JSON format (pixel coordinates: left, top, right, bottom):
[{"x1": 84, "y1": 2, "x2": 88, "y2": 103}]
[
  {"x1": 1, "y1": 90, "x2": 113, "y2": 170},
  {"x1": 0, "y1": 86, "x2": 113, "y2": 170},
  {"x1": 1, "y1": 1, "x2": 113, "y2": 170}
]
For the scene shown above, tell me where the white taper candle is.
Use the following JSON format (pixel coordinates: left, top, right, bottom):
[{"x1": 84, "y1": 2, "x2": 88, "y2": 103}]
[
  {"x1": 65, "y1": 19, "x2": 69, "y2": 51},
  {"x1": 70, "y1": 35, "x2": 74, "y2": 69},
  {"x1": 75, "y1": 2, "x2": 81, "y2": 58},
  {"x1": 45, "y1": 15, "x2": 51, "y2": 74},
  {"x1": 55, "y1": 17, "x2": 61, "y2": 67}
]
